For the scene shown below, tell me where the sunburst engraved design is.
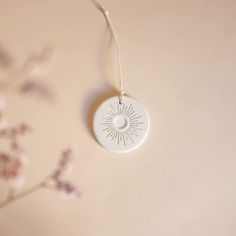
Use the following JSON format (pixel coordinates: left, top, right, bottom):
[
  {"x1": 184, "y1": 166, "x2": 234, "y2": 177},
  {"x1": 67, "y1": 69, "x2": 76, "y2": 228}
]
[{"x1": 100, "y1": 102, "x2": 144, "y2": 146}]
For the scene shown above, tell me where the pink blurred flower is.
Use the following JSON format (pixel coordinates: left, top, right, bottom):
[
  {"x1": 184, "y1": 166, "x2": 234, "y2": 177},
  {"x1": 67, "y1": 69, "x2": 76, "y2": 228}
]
[
  {"x1": 51, "y1": 148, "x2": 73, "y2": 180},
  {"x1": 0, "y1": 45, "x2": 54, "y2": 101},
  {"x1": 0, "y1": 153, "x2": 25, "y2": 188},
  {"x1": 0, "y1": 45, "x2": 81, "y2": 207},
  {"x1": 57, "y1": 181, "x2": 79, "y2": 200},
  {"x1": 50, "y1": 148, "x2": 80, "y2": 199},
  {"x1": 0, "y1": 123, "x2": 32, "y2": 140},
  {"x1": 19, "y1": 80, "x2": 54, "y2": 100},
  {"x1": 0, "y1": 124, "x2": 30, "y2": 188},
  {"x1": 23, "y1": 45, "x2": 53, "y2": 74},
  {"x1": 0, "y1": 98, "x2": 7, "y2": 129},
  {"x1": 0, "y1": 98, "x2": 6, "y2": 110},
  {"x1": 8, "y1": 175, "x2": 25, "y2": 188}
]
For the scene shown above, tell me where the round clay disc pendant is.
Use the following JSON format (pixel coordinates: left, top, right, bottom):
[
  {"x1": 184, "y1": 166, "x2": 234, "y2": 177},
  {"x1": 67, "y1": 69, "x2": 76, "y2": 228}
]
[{"x1": 93, "y1": 96, "x2": 150, "y2": 153}]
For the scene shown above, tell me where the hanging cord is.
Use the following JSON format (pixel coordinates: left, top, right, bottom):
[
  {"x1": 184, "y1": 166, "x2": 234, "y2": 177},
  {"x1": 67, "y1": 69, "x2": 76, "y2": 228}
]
[{"x1": 93, "y1": 0, "x2": 125, "y2": 104}]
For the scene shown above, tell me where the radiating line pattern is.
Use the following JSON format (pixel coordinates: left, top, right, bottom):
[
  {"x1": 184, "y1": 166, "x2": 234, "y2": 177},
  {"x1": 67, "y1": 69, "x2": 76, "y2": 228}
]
[{"x1": 100, "y1": 102, "x2": 144, "y2": 146}]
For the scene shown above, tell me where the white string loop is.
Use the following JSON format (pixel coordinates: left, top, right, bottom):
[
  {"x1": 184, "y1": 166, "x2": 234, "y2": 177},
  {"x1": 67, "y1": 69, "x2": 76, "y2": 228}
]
[{"x1": 93, "y1": 0, "x2": 125, "y2": 103}]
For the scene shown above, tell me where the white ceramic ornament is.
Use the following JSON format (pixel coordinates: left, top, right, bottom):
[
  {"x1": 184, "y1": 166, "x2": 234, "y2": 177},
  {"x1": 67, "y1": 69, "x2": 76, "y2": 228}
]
[
  {"x1": 92, "y1": 0, "x2": 150, "y2": 152},
  {"x1": 93, "y1": 96, "x2": 150, "y2": 153}
]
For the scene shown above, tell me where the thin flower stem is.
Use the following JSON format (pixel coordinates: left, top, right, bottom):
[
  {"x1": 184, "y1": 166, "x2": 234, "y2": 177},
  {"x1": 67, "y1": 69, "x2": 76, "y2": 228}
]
[
  {"x1": 0, "y1": 177, "x2": 50, "y2": 209},
  {"x1": 0, "y1": 69, "x2": 24, "y2": 93},
  {"x1": 42, "y1": 184, "x2": 57, "y2": 191},
  {"x1": 7, "y1": 187, "x2": 15, "y2": 199}
]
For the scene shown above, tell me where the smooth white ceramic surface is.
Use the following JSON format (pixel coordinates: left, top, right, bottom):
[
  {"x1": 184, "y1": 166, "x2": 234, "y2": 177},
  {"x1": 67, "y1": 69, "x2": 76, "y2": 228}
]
[{"x1": 93, "y1": 96, "x2": 150, "y2": 153}]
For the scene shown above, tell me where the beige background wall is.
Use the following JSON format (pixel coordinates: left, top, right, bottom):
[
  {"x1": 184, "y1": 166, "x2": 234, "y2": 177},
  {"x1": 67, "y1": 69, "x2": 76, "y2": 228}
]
[{"x1": 0, "y1": 0, "x2": 236, "y2": 235}]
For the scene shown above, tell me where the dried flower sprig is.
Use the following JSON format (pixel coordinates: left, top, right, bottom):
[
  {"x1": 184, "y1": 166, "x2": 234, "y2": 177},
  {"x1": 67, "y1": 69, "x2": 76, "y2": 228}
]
[
  {"x1": 0, "y1": 46, "x2": 80, "y2": 209},
  {"x1": 0, "y1": 123, "x2": 31, "y2": 189},
  {"x1": 47, "y1": 149, "x2": 80, "y2": 199},
  {"x1": 0, "y1": 45, "x2": 54, "y2": 100},
  {"x1": 0, "y1": 102, "x2": 79, "y2": 209},
  {"x1": 0, "y1": 147, "x2": 80, "y2": 209}
]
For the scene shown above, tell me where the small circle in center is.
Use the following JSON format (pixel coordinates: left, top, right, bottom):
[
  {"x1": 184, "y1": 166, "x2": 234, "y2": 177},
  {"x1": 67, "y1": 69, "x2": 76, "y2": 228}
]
[{"x1": 113, "y1": 115, "x2": 129, "y2": 131}]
